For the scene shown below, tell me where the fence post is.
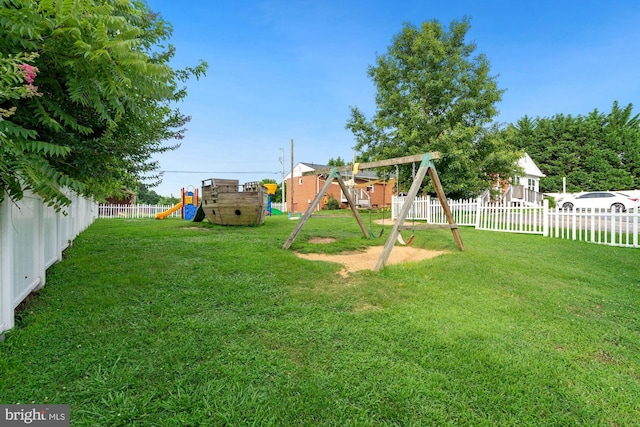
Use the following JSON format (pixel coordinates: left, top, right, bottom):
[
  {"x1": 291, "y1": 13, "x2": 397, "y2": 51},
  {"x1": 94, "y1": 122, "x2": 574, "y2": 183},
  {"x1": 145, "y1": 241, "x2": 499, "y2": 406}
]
[
  {"x1": 1, "y1": 194, "x2": 14, "y2": 333},
  {"x1": 391, "y1": 196, "x2": 398, "y2": 220},
  {"x1": 475, "y1": 197, "x2": 482, "y2": 229},
  {"x1": 55, "y1": 206, "x2": 62, "y2": 261},
  {"x1": 390, "y1": 196, "x2": 394, "y2": 219},
  {"x1": 34, "y1": 195, "x2": 46, "y2": 291},
  {"x1": 543, "y1": 199, "x2": 549, "y2": 236},
  {"x1": 633, "y1": 208, "x2": 639, "y2": 248},
  {"x1": 631, "y1": 207, "x2": 638, "y2": 247}
]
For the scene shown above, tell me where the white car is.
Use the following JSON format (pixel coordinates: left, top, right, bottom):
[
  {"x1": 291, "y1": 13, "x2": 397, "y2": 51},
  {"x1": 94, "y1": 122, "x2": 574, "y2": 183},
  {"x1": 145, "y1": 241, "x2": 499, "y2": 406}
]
[{"x1": 561, "y1": 191, "x2": 639, "y2": 212}]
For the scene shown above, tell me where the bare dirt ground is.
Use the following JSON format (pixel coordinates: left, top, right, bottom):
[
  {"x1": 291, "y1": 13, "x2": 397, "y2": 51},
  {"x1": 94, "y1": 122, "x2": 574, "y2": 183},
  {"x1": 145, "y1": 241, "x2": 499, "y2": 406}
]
[{"x1": 296, "y1": 237, "x2": 447, "y2": 276}]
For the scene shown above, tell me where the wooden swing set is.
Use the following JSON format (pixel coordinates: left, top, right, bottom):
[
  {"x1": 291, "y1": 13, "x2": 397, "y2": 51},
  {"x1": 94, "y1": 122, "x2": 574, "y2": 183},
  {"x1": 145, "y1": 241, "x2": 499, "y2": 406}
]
[{"x1": 282, "y1": 152, "x2": 464, "y2": 272}]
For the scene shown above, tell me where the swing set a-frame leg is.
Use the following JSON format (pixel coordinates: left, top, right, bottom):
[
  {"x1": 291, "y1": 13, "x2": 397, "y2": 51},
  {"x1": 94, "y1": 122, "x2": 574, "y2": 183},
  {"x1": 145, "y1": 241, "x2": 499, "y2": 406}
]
[
  {"x1": 374, "y1": 158, "x2": 429, "y2": 272},
  {"x1": 335, "y1": 174, "x2": 370, "y2": 239},
  {"x1": 373, "y1": 154, "x2": 464, "y2": 272},
  {"x1": 282, "y1": 169, "x2": 370, "y2": 250},
  {"x1": 428, "y1": 165, "x2": 464, "y2": 251}
]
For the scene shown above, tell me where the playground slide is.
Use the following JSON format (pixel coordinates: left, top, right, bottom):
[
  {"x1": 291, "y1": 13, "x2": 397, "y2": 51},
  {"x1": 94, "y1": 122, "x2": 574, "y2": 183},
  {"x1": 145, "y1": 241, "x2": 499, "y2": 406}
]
[
  {"x1": 192, "y1": 202, "x2": 205, "y2": 222},
  {"x1": 155, "y1": 202, "x2": 183, "y2": 219}
]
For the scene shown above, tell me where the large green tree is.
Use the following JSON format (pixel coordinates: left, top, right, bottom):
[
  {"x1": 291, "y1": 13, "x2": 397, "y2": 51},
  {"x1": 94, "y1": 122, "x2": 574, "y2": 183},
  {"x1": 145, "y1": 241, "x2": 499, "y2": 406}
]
[
  {"x1": 0, "y1": 0, "x2": 207, "y2": 208},
  {"x1": 327, "y1": 156, "x2": 346, "y2": 166},
  {"x1": 346, "y1": 18, "x2": 520, "y2": 199},
  {"x1": 508, "y1": 102, "x2": 640, "y2": 193}
]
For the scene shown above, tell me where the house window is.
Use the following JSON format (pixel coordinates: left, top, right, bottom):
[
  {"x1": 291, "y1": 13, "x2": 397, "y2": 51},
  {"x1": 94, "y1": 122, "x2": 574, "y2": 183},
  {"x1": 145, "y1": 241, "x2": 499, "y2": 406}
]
[
  {"x1": 527, "y1": 179, "x2": 535, "y2": 191},
  {"x1": 367, "y1": 185, "x2": 374, "y2": 192},
  {"x1": 298, "y1": 178, "x2": 303, "y2": 185}
]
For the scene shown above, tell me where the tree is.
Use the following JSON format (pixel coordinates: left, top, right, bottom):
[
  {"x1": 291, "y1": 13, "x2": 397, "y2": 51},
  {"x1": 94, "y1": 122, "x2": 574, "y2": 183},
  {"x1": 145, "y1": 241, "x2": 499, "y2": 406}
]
[
  {"x1": 508, "y1": 102, "x2": 640, "y2": 193},
  {"x1": 346, "y1": 18, "x2": 520, "y2": 198},
  {"x1": 1, "y1": 51, "x2": 75, "y2": 208},
  {"x1": 136, "y1": 183, "x2": 161, "y2": 204},
  {"x1": 157, "y1": 195, "x2": 180, "y2": 205},
  {"x1": 0, "y1": 0, "x2": 207, "y2": 209},
  {"x1": 272, "y1": 183, "x2": 284, "y2": 203},
  {"x1": 261, "y1": 178, "x2": 283, "y2": 203},
  {"x1": 327, "y1": 156, "x2": 346, "y2": 166}
]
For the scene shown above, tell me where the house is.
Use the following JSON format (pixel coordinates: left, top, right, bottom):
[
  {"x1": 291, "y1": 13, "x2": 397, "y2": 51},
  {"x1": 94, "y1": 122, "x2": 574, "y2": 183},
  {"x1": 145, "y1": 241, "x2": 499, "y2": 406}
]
[
  {"x1": 515, "y1": 152, "x2": 545, "y2": 192},
  {"x1": 284, "y1": 162, "x2": 394, "y2": 213},
  {"x1": 105, "y1": 189, "x2": 136, "y2": 205},
  {"x1": 492, "y1": 153, "x2": 546, "y2": 206}
]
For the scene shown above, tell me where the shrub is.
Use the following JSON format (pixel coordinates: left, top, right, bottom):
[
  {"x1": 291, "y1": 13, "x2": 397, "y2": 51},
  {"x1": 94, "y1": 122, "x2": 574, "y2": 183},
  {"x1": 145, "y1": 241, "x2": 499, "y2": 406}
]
[{"x1": 324, "y1": 194, "x2": 341, "y2": 210}]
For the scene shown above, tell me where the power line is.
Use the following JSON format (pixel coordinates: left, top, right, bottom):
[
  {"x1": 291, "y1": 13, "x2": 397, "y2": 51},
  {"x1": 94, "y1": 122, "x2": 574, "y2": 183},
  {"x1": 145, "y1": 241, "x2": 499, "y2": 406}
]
[{"x1": 160, "y1": 170, "x2": 280, "y2": 174}]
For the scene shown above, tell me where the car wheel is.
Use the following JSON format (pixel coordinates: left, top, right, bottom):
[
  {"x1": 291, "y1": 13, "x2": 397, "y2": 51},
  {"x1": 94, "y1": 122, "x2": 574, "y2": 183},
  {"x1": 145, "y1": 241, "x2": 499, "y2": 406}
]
[
  {"x1": 611, "y1": 203, "x2": 625, "y2": 212},
  {"x1": 562, "y1": 202, "x2": 574, "y2": 210}
]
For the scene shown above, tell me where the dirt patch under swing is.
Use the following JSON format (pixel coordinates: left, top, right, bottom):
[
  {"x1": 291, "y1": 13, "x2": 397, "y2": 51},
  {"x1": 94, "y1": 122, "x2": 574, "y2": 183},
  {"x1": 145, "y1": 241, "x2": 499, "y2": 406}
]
[
  {"x1": 295, "y1": 245, "x2": 447, "y2": 276},
  {"x1": 308, "y1": 237, "x2": 337, "y2": 244}
]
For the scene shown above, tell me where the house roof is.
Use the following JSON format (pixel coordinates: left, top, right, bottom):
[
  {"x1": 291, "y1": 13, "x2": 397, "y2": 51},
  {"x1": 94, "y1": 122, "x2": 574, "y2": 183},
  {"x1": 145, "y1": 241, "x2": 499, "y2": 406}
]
[
  {"x1": 519, "y1": 153, "x2": 545, "y2": 178},
  {"x1": 299, "y1": 162, "x2": 329, "y2": 171}
]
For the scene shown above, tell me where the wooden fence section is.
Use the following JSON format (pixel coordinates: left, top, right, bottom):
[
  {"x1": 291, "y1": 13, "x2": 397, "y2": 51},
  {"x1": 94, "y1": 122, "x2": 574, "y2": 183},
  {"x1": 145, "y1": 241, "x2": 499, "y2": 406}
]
[
  {"x1": 98, "y1": 204, "x2": 181, "y2": 219},
  {"x1": 392, "y1": 196, "x2": 639, "y2": 248},
  {"x1": 1, "y1": 190, "x2": 97, "y2": 335}
]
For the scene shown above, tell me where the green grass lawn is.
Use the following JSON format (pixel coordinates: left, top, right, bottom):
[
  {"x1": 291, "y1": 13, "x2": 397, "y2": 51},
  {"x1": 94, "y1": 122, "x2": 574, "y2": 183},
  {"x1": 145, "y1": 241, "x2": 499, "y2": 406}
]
[{"x1": 1, "y1": 215, "x2": 639, "y2": 426}]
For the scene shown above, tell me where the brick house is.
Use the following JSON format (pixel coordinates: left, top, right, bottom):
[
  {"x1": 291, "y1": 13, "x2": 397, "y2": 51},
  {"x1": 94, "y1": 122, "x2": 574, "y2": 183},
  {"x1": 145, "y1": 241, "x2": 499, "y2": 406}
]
[
  {"x1": 106, "y1": 190, "x2": 136, "y2": 205},
  {"x1": 284, "y1": 162, "x2": 394, "y2": 213}
]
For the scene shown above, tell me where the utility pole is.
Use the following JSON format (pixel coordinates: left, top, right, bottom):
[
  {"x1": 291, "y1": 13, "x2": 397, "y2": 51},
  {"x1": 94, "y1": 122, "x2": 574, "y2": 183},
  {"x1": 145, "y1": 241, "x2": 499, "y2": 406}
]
[
  {"x1": 290, "y1": 139, "x2": 294, "y2": 214},
  {"x1": 279, "y1": 147, "x2": 285, "y2": 211}
]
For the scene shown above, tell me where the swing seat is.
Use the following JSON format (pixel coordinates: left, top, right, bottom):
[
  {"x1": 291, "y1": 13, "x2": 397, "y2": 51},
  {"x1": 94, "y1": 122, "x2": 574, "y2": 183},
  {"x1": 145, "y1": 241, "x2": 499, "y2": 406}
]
[
  {"x1": 396, "y1": 233, "x2": 414, "y2": 245},
  {"x1": 369, "y1": 227, "x2": 384, "y2": 239}
]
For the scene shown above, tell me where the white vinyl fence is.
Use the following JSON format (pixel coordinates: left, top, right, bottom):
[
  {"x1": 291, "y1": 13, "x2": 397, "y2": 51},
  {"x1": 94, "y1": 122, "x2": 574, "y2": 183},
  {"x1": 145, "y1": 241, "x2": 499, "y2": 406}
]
[
  {"x1": 1, "y1": 191, "x2": 97, "y2": 335},
  {"x1": 548, "y1": 207, "x2": 639, "y2": 248},
  {"x1": 98, "y1": 203, "x2": 288, "y2": 219},
  {"x1": 98, "y1": 204, "x2": 181, "y2": 219},
  {"x1": 392, "y1": 196, "x2": 639, "y2": 248},
  {"x1": 392, "y1": 196, "x2": 478, "y2": 226},
  {"x1": 271, "y1": 202, "x2": 287, "y2": 213},
  {"x1": 476, "y1": 202, "x2": 548, "y2": 234}
]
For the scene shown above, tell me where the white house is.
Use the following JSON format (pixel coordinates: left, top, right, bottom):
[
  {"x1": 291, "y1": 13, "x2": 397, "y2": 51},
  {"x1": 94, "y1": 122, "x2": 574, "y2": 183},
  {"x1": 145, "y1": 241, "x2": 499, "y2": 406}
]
[
  {"x1": 515, "y1": 152, "x2": 546, "y2": 192},
  {"x1": 490, "y1": 153, "x2": 545, "y2": 206},
  {"x1": 506, "y1": 153, "x2": 546, "y2": 205}
]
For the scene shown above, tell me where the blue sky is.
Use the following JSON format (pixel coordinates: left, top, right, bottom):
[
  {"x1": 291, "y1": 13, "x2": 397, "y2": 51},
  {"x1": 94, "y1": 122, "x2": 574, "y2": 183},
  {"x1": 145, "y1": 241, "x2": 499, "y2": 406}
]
[{"x1": 145, "y1": 0, "x2": 640, "y2": 197}]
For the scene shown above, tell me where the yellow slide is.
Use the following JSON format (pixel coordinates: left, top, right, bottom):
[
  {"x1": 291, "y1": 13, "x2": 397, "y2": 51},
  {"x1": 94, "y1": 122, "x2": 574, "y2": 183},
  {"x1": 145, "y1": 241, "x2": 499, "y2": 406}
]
[{"x1": 155, "y1": 202, "x2": 183, "y2": 219}]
